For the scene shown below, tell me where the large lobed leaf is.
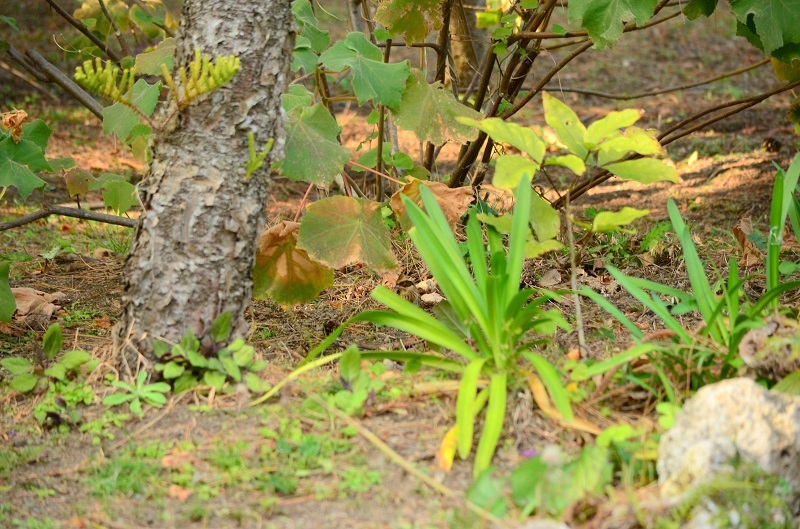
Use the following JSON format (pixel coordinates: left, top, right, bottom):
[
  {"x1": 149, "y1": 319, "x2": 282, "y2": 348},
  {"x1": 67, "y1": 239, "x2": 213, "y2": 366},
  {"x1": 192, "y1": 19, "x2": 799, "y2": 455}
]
[
  {"x1": 567, "y1": 0, "x2": 657, "y2": 48},
  {"x1": 730, "y1": 0, "x2": 800, "y2": 59},
  {"x1": 298, "y1": 196, "x2": 398, "y2": 272},
  {"x1": 374, "y1": 0, "x2": 442, "y2": 44},
  {"x1": 274, "y1": 103, "x2": 351, "y2": 185},
  {"x1": 394, "y1": 70, "x2": 482, "y2": 145},
  {"x1": 320, "y1": 32, "x2": 410, "y2": 108},
  {"x1": 253, "y1": 221, "x2": 334, "y2": 308}
]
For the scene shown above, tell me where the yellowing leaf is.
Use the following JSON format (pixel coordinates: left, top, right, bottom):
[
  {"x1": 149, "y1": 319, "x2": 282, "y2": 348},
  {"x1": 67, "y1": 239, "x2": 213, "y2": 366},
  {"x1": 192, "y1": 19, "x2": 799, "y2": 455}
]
[
  {"x1": 522, "y1": 370, "x2": 601, "y2": 435},
  {"x1": 134, "y1": 37, "x2": 175, "y2": 76},
  {"x1": 597, "y1": 127, "x2": 662, "y2": 166},
  {"x1": 64, "y1": 167, "x2": 97, "y2": 197},
  {"x1": 298, "y1": 196, "x2": 398, "y2": 272},
  {"x1": 390, "y1": 178, "x2": 473, "y2": 230},
  {"x1": 253, "y1": 221, "x2": 334, "y2": 308},
  {"x1": 393, "y1": 69, "x2": 482, "y2": 145},
  {"x1": 605, "y1": 158, "x2": 680, "y2": 184},
  {"x1": 543, "y1": 93, "x2": 588, "y2": 159},
  {"x1": 543, "y1": 154, "x2": 586, "y2": 175},
  {"x1": 435, "y1": 424, "x2": 458, "y2": 472},
  {"x1": 458, "y1": 117, "x2": 545, "y2": 163},
  {"x1": 524, "y1": 238, "x2": 563, "y2": 258},
  {"x1": 375, "y1": 0, "x2": 442, "y2": 44},
  {"x1": 530, "y1": 193, "x2": 560, "y2": 241},
  {"x1": 591, "y1": 207, "x2": 650, "y2": 233},
  {"x1": 585, "y1": 109, "x2": 641, "y2": 146},
  {"x1": 494, "y1": 154, "x2": 539, "y2": 189}
]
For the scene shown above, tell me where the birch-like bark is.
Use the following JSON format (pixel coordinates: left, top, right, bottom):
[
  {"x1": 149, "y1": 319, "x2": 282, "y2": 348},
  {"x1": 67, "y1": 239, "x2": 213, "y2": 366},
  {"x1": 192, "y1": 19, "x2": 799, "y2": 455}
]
[{"x1": 114, "y1": 1, "x2": 295, "y2": 371}]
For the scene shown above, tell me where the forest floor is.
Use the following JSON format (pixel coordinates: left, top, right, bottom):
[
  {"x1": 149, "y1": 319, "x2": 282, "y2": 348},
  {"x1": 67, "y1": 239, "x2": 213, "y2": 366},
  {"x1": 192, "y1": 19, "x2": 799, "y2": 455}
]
[{"x1": 1, "y1": 5, "x2": 800, "y2": 529}]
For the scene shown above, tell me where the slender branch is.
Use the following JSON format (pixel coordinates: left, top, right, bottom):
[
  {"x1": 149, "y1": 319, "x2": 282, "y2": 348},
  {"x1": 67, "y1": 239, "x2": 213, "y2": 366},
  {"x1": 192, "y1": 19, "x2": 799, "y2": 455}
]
[
  {"x1": 126, "y1": 0, "x2": 175, "y2": 37},
  {"x1": 508, "y1": 8, "x2": 683, "y2": 43},
  {"x1": 24, "y1": 49, "x2": 105, "y2": 120},
  {"x1": 376, "y1": 39, "x2": 393, "y2": 199},
  {"x1": 0, "y1": 205, "x2": 137, "y2": 232},
  {"x1": 423, "y1": 0, "x2": 454, "y2": 172},
  {"x1": 0, "y1": 60, "x2": 59, "y2": 102},
  {"x1": 42, "y1": 0, "x2": 122, "y2": 64},
  {"x1": 98, "y1": 0, "x2": 134, "y2": 58},
  {"x1": 541, "y1": 58, "x2": 770, "y2": 101},
  {"x1": 376, "y1": 42, "x2": 443, "y2": 53}
]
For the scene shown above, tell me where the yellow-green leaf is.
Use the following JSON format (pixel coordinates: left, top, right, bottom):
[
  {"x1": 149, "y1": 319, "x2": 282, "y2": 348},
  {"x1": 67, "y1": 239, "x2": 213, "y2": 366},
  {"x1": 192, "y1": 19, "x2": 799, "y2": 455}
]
[
  {"x1": 605, "y1": 158, "x2": 680, "y2": 184},
  {"x1": 458, "y1": 117, "x2": 545, "y2": 163},
  {"x1": 494, "y1": 155, "x2": 539, "y2": 190},
  {"x1": 543, "y1": 92, "x2": 587, "y2": 159},
  {"x1": 592, "y1": 207, "x2": 650, "y2": 233}
]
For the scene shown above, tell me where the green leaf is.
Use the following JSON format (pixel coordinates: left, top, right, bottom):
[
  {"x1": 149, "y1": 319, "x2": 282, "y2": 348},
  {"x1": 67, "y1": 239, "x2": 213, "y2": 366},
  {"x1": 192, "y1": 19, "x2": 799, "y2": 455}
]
[
  {"x1": 0, "y1": 135, "x2": 52, "y2": 174},
  {"x1": 47, "y1": 157, "x2": 76, "y2": 171},
  {"x1": 162, "y1": 361, "x2": 185, "y2": 379},
  {"x1": 282, "y1": 85, "x2": 315, "y2": 114},
  {"x1": 20, "y1": 120, "x2": 53, "y2": 153},
  {"x1": 604, "y1": 158, "x2": 680, "y2": 184},
  {"x1": 134, "y1": 37, "x2": 175, "y2": 75},
  {"x1": 253, "y1": 221, "x2": 334, "y2": 308},
  {"x1": 568, "y1": 0, "x2": 657, "y2": 48},
  {"x1": 542, "y1": 93, "x2": 588, "y2": 159},
  {"x1": 103, "y1": 393, "x2": 134, "y2": 406},
  {"x1": 102, "y1": 103, "x2": 140, "y2": 142},
  {"x1": 543, "y1": 154, "x2": 586, "y2": 175},
  {"x1": 374, "y1": 0, "x2": 442, "y2": 44},
  {"x1": 99, "y1": 178, "x2": 138, "y2": 214},
  {"x1": 494, "y1": 155, "x2": 539, "y2": 190},
  {"x1": 320, "y1": 32, "x2": 410, "y2": 108},
  {"x1": 174, "y1": 373, "x2": 199, "y2": 393},
  {"x1": 275, "y1": 103, "x2": 350, "y2": 185},
  {"x1": 730, "y1": 0, "x2": 800, "y2": 57},
  {"x1": 129, "y1": 79, "x2": 161, "y2": 117},
  {"x1": 245, "y1": 372, "x2": 270, "y2": 393},
  {"x1": 292, "y1": 0, "x2": 330, "y2": 53},
  {"x1": 591, "y1": 207, "x2": 650, "y2": 233},
  {"x1": 59, "y1": 349, "x2": 91, "y2": 370},
  {"x1": 457, "y1": 358, "x2": 487, "y2": 459},
  {"x1": 42, "y1": 323, "x2": 63, "y2": 360},
  {"x1": 298, "y1": 196, "x2": 398, "y2": 272},
  {"x1": 203, "y1": 371, "x2": 227, "y2": 391},
  {"x1": 530, "y1": 193, "x2": 560, "y2": 241},
  {"x1": 44, "y1": 363, "x2": 67, "y2": 381},
  {"x1": 210, "y1": 312, "x2": 232, "y2": 343},
  {"x1": 1, "y1": 357, "x2": 33, "y2": 375},
  {"x1": 394, "y1": 70, "x2": 482, "y2": 145},
  {"x1": 585, "y1": 109, "x2": 641, "y2": 145},
  {"x1": 339, "y1": 345, "x2": 362, "y2": 384},
  {"x1": 459, "y1": 117, "x2": 545, "y2": 163},
  {"x1": 292, "y1": 36, "x2": 320, "y2": 73},
  {"x1": 0, "y1": 262, "x2": 15, "y2": 322},
  {"x1": 11, "y1": 373, "x2": 39, "y2": 393},
  {"x1": 524, "y1": 238, "x2": 563, "y2": 258},
  {"x1": 0, "y1": 150, "x2": 46, "y2": 200},
  {"x1": 0, "y1": 16, "x2": 19, "y2": 31},
  {"x1": 685, "y1": 0, "x2": 719, "y2": 19}
]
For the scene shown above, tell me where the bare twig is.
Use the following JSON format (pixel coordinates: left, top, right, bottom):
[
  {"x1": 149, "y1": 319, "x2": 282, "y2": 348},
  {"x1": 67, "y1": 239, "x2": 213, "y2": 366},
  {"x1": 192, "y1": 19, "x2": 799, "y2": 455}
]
[
  {"x1": 23, "y1": 48, "x2": 105, "y2": 119},
  {"x1": 0, "y1": 205, "x2": 137, "y2": 232},
  {"x1": 543, "y1": 58, "x2": 770, "y2": 101},
  {"x1": 42, "y1": 0, "x2": 122, "y2": 63},
  {"x1": 98, "y1": 0, "x2": 134, "y2": 58},
  {"x1": 0, "y1": 60, "x2": 59, "y2": 102}
]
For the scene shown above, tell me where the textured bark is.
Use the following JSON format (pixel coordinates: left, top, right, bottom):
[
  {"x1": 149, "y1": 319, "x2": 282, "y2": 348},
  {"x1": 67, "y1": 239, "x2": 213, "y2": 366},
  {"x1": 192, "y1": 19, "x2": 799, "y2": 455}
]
[{"x1": 114, "y1": 0, "x2": 295, "y2": 371}]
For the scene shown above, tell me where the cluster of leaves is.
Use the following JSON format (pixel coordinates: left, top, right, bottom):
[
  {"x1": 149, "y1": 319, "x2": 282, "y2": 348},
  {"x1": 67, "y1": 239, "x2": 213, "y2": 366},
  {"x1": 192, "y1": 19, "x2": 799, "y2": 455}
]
[
  {"x1": 0, "y1": 324, "x2": 98, "y2": 429},
  {"x1": 152, "y1": 312, "x2": 270, "y2": 394},
  {"x1": 329, "y1": 346, "x2": 386, "y2": 416}
]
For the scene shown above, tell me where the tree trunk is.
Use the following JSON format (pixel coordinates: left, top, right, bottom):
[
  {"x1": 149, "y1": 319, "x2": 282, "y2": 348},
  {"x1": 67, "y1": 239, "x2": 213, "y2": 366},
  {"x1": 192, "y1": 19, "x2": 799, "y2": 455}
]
[{"x1": 114, "y1": 0, "x2": 295, "y2": 373}]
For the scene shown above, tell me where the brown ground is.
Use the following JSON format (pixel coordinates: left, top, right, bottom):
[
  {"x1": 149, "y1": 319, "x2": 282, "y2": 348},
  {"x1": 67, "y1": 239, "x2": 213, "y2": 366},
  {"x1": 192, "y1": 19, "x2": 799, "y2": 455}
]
[{"x1": 1, "y1": 5, "x2": 799, "y2": 529}]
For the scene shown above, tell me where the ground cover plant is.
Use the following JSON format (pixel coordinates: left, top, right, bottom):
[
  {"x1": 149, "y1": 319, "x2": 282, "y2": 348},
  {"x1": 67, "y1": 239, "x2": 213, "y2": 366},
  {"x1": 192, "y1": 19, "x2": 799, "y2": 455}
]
[{"x1": 1, "y1": 0, "x2": 800, "y2": 528}]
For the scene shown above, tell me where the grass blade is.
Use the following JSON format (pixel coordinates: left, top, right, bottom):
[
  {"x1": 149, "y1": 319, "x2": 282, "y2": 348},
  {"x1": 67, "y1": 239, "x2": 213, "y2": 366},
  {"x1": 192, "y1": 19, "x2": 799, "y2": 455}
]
[
  {"x1": 457, "y1": 358, "x2": 488, "y2": 459},
  {"x1": 473, "y1": 371, "x2": 507, "y2": 476}
]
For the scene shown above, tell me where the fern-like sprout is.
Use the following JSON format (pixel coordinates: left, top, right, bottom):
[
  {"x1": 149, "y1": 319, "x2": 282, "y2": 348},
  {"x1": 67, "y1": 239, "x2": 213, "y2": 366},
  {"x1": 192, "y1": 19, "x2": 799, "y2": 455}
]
[
  {"x1": 161, "y1": 49, "x2": 240, "y2": 110},
  {"x1": 74, "y1": 58, "x2": 137, "y2": 103}
]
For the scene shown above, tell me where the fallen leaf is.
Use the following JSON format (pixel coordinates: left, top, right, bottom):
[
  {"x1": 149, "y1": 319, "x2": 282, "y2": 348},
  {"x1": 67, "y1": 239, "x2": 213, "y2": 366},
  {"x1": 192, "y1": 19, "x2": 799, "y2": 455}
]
[
  {"x1": 420, "y1": 292, "x2": 444, "y2": 304},
  {"x1": 390, "y1": 178, "x2": 473, "y2": 230},
  {"x1": 522, "y1": 369, "x2": 601, "y2": 435},
  {"x1": 435, "y1": 424, "x2": 458, "y2": 472},
  {"x1": 538, "y1": 268, "x2": 562, "y2": 287},
  {"x1": 732, "y1": 225, "x2": 761, "y2": 267},
  {"x1": 381, "y1": 271, "x2": 400, "y2": 288},
  {"x1": 167, "y1": 484, "x2": 193, "y2": 502},
  {"x1": 11, "y1": 288, "x2": 65, "y2": 319}
]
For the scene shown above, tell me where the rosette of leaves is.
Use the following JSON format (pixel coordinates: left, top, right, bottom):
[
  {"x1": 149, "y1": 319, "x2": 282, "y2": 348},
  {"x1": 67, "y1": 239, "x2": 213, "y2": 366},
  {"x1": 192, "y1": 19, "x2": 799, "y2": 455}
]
[
  {"x1": 153, "y1": 312, "x2": 270, "y2": 394},
  {"x1": 1, "y1": 324, "x2": 96, "y2": 393}
]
